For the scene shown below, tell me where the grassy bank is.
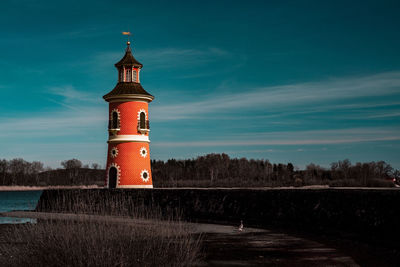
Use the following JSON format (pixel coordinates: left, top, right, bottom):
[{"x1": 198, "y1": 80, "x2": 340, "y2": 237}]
[
  {"x1": 1, "y1": 219, "x2": 201, "y2": 267},
  {"x1": 0, "y1": 192, "x2": 202, "y2": 267}
]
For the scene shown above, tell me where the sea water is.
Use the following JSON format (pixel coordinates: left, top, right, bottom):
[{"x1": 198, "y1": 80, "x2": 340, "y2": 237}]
[{"x1": 0, "y1": 190, "x2": 42, "y2": 224}]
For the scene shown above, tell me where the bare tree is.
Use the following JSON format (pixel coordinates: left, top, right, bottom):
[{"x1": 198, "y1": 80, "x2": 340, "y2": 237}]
[
  {"x1": 0, "y1": 159, "x2": 8, "y2": 185},
  {"x1": 339, "y1": 159, "x2": 351, "y2": 180},
  {"x1": 91, "y1": 163, "x2": 101, "y2": 170},
  {"x1": 30, "y1": 161, "x2": 44, "y2": 185},
  {"x1": 61, "y1": 159, "x2": 82, "y2": 184},
  {"x1": 8, "y1": 158, "x2": 28, "y2": 184},
  {"x1": 61, "y1": 159, "x2": 82, "y2": 169}
]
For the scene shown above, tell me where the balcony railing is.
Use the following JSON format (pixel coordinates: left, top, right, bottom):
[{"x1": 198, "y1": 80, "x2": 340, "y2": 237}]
[
  {"x1": 108, "y1": 120, "x2": 120, "y2": 131},
  {"x1": 137, "y1": 120, "x2": 150, "y2": 134}
]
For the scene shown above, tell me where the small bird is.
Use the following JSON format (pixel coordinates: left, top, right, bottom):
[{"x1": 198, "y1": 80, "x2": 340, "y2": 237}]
[{"x1": 238, "y1": 220, "x2": 244, "y2": 232}]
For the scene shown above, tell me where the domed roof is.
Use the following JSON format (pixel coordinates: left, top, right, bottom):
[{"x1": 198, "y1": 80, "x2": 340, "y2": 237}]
[
  {"x1": 114, "y1": 42, "x2": 143, "y2": 68},
  {"x1": 103, "y1": 82, "x2": 154, "y2": 101}
]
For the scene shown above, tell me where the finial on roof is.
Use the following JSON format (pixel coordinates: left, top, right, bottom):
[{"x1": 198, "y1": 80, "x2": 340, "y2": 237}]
[
  {"x1": 122, "y1": 31, "x2": 132, "y2": 51},
  {"x1": 115, "y1": 32, "x2": 143, "y2": 68}
]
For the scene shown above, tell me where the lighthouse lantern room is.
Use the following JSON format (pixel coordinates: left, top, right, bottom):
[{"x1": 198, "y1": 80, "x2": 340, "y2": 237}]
[{"x1": 103, "y1": 39, "x2": 154, "y2": 188}]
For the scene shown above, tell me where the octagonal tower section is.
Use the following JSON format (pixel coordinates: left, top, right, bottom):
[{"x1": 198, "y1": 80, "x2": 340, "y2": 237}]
[{"x1": 103, "y1": 41, "x2": 154, "y2": 188}]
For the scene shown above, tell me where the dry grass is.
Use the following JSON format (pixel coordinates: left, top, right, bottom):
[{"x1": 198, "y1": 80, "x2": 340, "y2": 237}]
[
  {"x1": 1, "y1": 219, "x2": 201, "y2": 267},
  {"x1": 36, "y1": 190, "x2": 183, "y2": 221},
  {"x1": 0, "y1": 191, "x2": 202, "y2": 267}
]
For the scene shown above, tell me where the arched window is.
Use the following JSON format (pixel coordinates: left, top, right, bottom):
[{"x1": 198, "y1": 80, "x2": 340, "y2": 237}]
[
  {"x1": 112, "y1": 111, "x2": 119, "y2": 129},
  {"x1": 140, "y1": 112, "x2": 146, "y2": 129},
  {"x1": 126, "y1": 68, "x2": 132, "y2": 82}
]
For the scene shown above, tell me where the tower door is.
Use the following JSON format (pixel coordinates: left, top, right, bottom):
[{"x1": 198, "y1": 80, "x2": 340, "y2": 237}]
[{"x1": 109, "y1": 167, "x2": 117, "y2": 188}]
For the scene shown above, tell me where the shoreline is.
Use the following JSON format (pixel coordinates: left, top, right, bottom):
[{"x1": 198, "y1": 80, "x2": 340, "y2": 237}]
[{"x1": 0, "y1": 185, "x2": 102, "y2": 191}]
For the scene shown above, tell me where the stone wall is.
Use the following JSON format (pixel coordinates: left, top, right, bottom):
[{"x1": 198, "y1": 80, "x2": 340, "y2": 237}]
[{"x1": 36, "y1": 188, "x2": 400, "y2": 245}]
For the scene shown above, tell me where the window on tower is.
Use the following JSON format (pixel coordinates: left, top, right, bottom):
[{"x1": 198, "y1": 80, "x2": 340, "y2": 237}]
[
  {"x1": 140, "y1": 112, "x2": 146, "y2": 129},
  {"x1": 137, "y1": 111, "x2": 150, "y2": 133},
  {"x1": 126, "y1": 68, "x2": 132, "y2": 82},
  {"x1": 111, "y1": 111, "x2": 120, "y2": 129},
  {"x1": 119, "y1": 70, "x2": 123, "y2": 82},
  {"x1": 132, "y1": 69, "x2": 137, "y2": 82}
]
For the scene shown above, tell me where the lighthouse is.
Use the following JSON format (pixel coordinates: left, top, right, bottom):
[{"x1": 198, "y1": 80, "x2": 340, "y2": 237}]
[{"x1": 103, "y1": 39, "x2": 154, "y2": 188}]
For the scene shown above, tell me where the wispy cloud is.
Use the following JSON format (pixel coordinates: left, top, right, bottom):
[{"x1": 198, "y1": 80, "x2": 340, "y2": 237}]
[
  {"x1": 368, "y1": 112, "x2": 400, "y2": 118},
  {"x1": 151, "y1": 71, "x2": 400, "y2": 121},
  {"x1": 90, "y1": 47, "x2": 232, "y2": 71},
  {"x1": 46, "y1": 98, "x2": 80, "y2": 111},
  {"x1": 153, "y1": 127, "x2": 400, "y2": 147},
  {"x1": 0, "y1": 107, "x2": 105, "y2": 138},
  {"x1": 1, "y1": 141, "x2": 107, "y2": 168},
  {"x1": 137, "y1": 47, "x2": 231, "y2": 69},
  {"x1": 48, "y1": 85, "x2": 99, "y2": 104}
]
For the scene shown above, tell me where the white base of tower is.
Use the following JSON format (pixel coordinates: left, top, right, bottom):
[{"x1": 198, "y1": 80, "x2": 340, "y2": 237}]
[{"x1": 114, "y1": 185, "x2": 153, "y2": 189}]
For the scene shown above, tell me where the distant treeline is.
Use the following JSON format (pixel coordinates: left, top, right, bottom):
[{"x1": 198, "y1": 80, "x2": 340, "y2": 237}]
[
  {"x1": 152, "y1": 154, "x2": 399, "y2": 187},
  {"x1": 0, "y1": 154, "x2": 399, "y2": 187},
  {"x1": 0, "y1": 158, "x2": 104, "y2": 186}
]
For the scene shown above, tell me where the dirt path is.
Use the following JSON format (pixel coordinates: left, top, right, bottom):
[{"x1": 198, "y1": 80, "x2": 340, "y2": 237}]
[{"x1": 198, "y1": 229, "x2": 363, "y2": 266}]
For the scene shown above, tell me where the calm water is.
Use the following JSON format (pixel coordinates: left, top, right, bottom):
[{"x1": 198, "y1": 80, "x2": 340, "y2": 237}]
[{"x1": 0, "y1": 190, "x2": 42, "y2": 224}]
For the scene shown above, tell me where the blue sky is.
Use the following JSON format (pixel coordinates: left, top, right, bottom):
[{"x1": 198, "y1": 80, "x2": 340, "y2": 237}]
[{"x1": 0, "y1": 0, "x2": 399, "y2": 169}]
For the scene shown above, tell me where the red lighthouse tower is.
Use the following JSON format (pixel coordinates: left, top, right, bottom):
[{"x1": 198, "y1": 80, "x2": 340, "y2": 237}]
[{"x1": 103, "y1": 40, "x2": 154, "y2": 188}]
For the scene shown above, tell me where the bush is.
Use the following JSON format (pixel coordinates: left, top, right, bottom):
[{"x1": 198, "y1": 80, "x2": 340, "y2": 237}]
[
  {"x1": 366, "y1": 179, "x2": 395, "y2": 188},
  {"x1": 329, "y1": 178, "x2": 395, "y2": 188},
  {"x1": 294, "y1": 178, "x2": 303, "y2": 187},
  {"x1": 329, "y1": 179, "x2": 361, "y2": 187}
]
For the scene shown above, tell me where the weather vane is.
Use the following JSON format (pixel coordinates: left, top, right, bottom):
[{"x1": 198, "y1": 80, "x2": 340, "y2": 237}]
[{"x1": 122, "y1": 31, "x2": 132, "y2": 44}]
